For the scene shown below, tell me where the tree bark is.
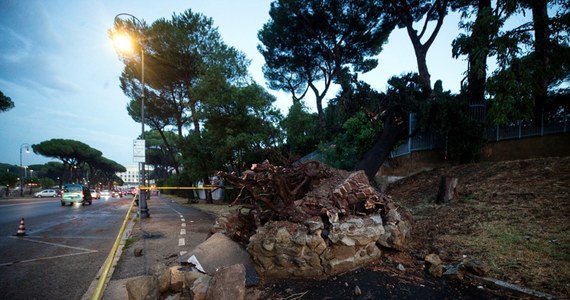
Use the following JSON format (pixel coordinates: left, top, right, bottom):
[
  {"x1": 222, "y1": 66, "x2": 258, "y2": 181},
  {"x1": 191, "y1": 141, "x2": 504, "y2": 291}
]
[
  {"x1": 355, "y1": 110, "x2": 407, "y2": 183},
  {"x1": 530, "y1": 0, "x2": 549, "y2": 124},
  {"x1": 436, "y1": 176, "x2": 458, "y2": 204},
  {"x1": 467, "y1": 0, "x2": 492, "y2": 107},
  {"x1": 391, "y1": 0, "x2": 450, "y2": 93}
]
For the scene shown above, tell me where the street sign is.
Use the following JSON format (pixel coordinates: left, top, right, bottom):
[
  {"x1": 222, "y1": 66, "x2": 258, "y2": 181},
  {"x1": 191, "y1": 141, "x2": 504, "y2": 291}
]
[{"x1": 133, "y1": 139, "x2": 145, "y2": 163}]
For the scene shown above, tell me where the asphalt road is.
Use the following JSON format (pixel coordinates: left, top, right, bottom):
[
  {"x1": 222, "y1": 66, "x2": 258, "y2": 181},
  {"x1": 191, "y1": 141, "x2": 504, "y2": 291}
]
[{"x1": 0, "y1": 195, "x2": 133, "y2": 300}]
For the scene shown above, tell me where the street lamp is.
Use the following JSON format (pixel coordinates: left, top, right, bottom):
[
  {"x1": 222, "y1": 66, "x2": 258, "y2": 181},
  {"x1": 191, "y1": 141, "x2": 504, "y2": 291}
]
[
  {"x1": 112, "y1": 13, "x2": 149, "y2": 218},
  {"x1": 19, "y1": 143, "x2": 30, "y2": 197}
]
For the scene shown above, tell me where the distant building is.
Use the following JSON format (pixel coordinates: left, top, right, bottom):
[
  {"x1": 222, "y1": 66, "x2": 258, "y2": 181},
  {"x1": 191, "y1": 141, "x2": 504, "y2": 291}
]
[{"x1": 116, "y1": 165, "x2": 154, "y2": 187}]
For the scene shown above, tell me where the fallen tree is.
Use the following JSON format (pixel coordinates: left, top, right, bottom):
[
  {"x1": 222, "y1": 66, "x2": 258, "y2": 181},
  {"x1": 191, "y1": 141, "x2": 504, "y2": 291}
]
[{"x1": 216, "y1": 160, "x2": 412, "y2": 278}]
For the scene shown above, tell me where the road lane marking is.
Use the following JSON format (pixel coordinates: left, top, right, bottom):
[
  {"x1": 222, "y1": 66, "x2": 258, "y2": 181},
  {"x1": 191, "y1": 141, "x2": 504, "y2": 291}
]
[
  {"x1": 0, "y1": 200, "x2": 60, "y2": 207},
  {"x1": 0, "y1": 236, "x2": 98, "y2": 267},
  {"x1": 181, "y1": 218, "x2": 185, "y2": 222},
  {"x1": 0, "y1": 251, "x2": 98, "y2": 267},
  {"x1": 180, "y1": 229, "x2": 186, "y2": 235},
  {"x1": 181, "y1": 223, "x2": 186, "y2": 227},
  {"x1": 178, "y1": 238, "x2": 185, "y2": 246},
  {"x1": 8, "y1": 236, "x2": 99, "y2": 252}
]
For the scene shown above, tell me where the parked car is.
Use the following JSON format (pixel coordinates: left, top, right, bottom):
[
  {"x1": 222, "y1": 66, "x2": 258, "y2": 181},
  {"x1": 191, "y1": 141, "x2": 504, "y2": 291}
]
[
  {"x1": 34, "y1": 189, "x2": 58, "y2": 198},
  {"x1": 61, "y1": 184, "x2": 92, "y2": 206},
  {"x1": 90, "y1": 189, "x2": 101, "y2": 199}
]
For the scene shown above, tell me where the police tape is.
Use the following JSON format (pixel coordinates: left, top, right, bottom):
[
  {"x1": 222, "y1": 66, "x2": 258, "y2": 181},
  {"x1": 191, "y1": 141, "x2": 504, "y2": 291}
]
[{"x1": 138, "y1": 186, "x2": 224, "y2": 190}]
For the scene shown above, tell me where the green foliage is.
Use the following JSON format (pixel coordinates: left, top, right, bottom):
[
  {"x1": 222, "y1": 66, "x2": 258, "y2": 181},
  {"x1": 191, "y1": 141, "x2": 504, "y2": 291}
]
[
  {"x1": 179, "y1": 132, "x2": 215, "y2": 184},
  {"x1": 321, "y1": 112, "x2": 382, "y2": 170},
  {"x1": 114, "y1": 8, "x2": 252, "y2": 184},
  {"x1": 325, "y1": 79, "x2": 386, "y2": 135},
  {"x1": 145, "y1": 130, "x2": 180, "y2": 180},
  {"x1": 39, "y1": 178, "x2": 56, "y2": 189},
  {"x1": 32, "y1": 139, "x2": 102, "y2": 167},
  {"x1": 0, "y1": 90, "x2": 15, "y2": 113},
  {"x1": 453, "y1": 1, "x2": 570, "y2": 125},
  {"x1": 200, "y1": 83, "x2": 283, "y2": 174},
  {"x1": 281, "y1": 101, "x2": 321, "y2": 158},
  {"x1": 0, "y1": 172, "x2": 19, "y2": 188},
  {"x1": 420, "y1": 82, "x2": 486, "y2": 163},
  {"x1": 258, "y1": 0, "x2": 396, "y2": 124}
]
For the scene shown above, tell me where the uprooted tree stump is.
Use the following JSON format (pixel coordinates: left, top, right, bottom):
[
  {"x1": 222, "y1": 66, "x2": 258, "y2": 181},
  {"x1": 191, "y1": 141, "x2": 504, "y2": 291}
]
[
  {"x1": 215, "y1": 160, "x2": 413, "y2": 279},
  {"x1": 437, "y1": 176, "x2": 458, "y2": 204}
]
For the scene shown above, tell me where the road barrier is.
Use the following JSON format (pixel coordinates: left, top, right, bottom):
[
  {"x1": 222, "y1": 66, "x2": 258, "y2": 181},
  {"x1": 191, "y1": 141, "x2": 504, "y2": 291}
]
[
  {"x1": 90, "y1": 195, "x2": 137, "y2": 300},
  {"x1": 14, "y1": 218, "x2": 26, "y2": 236}
]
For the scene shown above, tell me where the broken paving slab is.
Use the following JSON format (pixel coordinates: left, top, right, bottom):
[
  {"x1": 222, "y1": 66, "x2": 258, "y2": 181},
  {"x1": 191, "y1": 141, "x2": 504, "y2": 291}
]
[{"x1": 178, "y1": 232, "x2": 259, "y2": 286}]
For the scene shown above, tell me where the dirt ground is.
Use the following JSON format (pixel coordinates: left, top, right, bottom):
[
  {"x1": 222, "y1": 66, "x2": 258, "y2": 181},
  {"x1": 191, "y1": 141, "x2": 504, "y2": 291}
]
[
  {"x1": 388, "y1": 156, "x2": 570, "y2": 297},
  {"x1": 249, "y1": 156, "x2": 570, "y2": 299}
]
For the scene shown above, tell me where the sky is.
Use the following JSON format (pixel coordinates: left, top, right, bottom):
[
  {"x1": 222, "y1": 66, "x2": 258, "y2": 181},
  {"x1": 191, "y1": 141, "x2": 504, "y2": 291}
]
[{"x1": 0, "y1": 0, "x2": 471, "y2": 169}]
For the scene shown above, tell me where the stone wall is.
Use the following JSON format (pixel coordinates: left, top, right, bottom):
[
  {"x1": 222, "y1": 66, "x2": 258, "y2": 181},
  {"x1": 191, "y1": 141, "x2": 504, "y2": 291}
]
[{"x1": 247, "y1": 215, "x2": 410, "y2": 279}]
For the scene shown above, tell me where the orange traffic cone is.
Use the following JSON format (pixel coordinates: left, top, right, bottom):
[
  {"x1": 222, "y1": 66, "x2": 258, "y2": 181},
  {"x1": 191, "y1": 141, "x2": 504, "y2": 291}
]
[{"x1": 15, "y1": 218, "x2": 26, "y2": 236}]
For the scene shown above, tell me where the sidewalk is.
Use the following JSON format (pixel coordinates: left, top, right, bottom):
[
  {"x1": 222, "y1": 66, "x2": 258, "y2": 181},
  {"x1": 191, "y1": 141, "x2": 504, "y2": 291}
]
[{"x1": 100, "y1": 194, "x2": 219, "y2": 299}]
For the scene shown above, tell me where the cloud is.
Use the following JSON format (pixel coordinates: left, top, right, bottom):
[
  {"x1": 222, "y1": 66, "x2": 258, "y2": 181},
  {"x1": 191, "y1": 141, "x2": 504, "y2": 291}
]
[{"x1": 0, "y1": 1, "x2": 77, "y2": 96}]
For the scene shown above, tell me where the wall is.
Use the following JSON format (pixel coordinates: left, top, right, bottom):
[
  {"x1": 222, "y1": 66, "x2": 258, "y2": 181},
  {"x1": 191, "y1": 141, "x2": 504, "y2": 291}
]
[{"x1": 380, "y1": 133, "x2": 570, "y2": 177}]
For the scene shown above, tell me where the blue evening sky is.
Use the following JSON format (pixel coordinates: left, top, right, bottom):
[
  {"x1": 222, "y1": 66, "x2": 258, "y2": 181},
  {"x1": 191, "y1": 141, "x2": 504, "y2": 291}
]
[{"x1": 1, "y1": 0, "x2": 480, "y2": 168}]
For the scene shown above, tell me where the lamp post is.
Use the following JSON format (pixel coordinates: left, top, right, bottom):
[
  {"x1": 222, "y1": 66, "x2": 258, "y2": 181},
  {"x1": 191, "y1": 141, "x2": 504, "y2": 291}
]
[
  {"x1": 19, "y1": 143, "x2": 30, "y2": 197},
  {"x1": 112, "y1": 13, "x2": 149, "y2": 218}
]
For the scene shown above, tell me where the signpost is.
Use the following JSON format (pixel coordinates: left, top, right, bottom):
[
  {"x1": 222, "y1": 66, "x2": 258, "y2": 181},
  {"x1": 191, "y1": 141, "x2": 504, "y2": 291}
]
[{"x1": 133, "y1": 139, "x2": 145, "y2": 163}]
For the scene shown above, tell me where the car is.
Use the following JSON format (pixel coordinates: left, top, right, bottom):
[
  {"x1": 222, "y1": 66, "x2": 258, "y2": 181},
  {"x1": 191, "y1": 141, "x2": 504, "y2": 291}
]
[
  {"x1": 100, "y1": 190, "x2": 111, "y2": 198},
  {"x1": 61, "y1": 184, "x2": 92, "y2": 206},
  {"x1": 90, "y1": 189, "x2": 101, "y2": 199},
  {"x1": 34, "y1": 189, "x2": 58, "y2": 198},
  {"x1": 114, "y1": 189, "x2": 125, "y2": 197},
  {"x1": 128, "y1": 187, "x2": 138, "y2": 195}
]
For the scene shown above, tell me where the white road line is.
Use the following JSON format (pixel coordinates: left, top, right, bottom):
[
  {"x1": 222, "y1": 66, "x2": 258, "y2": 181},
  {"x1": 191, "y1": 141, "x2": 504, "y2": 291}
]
[
  {"x1": 180, "y1": 229, "x2": 186, "y2": 235},
  {"x1": 9, "y1": 236, "x2": 99, "y2": 252},
  {"x1": 181, "y1": 218, "x2": 185, "y2": 222},
  {"x1": 1, "y1": 236, "x2": 98, "y2": 267},
  {"x1": 0, "y1": 200, "x2": 59, "y2": 207},
  {"x1": 0, "y1": 251, "x2": 97, "y2": 267},
  {"x1": 178, "y1": 238, "x2": 185, "y2": 246},
  {"x1": 180, "y1": 251, "x2": 187, "y2": 256},
  {"x1": 181, "y1": 223, "x2": 186, "y2": 227}
]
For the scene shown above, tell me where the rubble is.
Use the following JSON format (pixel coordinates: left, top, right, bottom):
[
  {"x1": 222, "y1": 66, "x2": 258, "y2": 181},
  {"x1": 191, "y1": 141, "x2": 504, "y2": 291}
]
[{"x1": 216, "y1": 160, "x2": 412, "y2": 279}]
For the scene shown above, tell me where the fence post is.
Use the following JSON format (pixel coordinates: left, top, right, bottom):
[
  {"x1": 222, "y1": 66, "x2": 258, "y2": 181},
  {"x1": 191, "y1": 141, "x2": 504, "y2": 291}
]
[
  {"x1": 541, "y1": 110, "x2": 544, "y2": 136},
  {"x1": 518, "y1": 120, "x2": 522, "y2": 139},
  {"x1": 407, "y1": 113, "x2": 413, "y2": 154}
]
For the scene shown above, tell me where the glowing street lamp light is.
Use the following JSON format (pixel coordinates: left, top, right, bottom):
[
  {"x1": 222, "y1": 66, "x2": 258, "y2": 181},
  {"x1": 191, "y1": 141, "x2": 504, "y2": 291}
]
[
  {"x1": 112, "y1": 13, "x2": 149, "y2": 218},
  {"x1": 19, "y1": 143, "x2": 30, "y2": 197}
]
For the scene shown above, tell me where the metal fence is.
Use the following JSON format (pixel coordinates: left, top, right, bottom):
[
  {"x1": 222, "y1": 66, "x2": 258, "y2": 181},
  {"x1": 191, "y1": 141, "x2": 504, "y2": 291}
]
[{"x1": 391, "y1": 112, "x2": 569, "y2": 158}]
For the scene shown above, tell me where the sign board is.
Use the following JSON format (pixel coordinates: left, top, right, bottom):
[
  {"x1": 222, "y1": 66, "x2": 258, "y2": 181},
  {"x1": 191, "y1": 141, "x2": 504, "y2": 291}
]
[{"x1": 133, "y1": 139, "x2": 146, "y2": 163}]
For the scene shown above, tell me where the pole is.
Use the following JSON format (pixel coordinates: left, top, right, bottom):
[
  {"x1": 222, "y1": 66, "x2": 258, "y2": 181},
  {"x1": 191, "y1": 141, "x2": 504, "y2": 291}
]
[
  {"x1": 19, "y1": 147, "x2": 23, "y2": 197},
  {"x1": 19, "y1": 143, "x2": 30, "y2": 197},
  {"x1": 114, "y1": 13, "x2": 149, "y2": 217},
  {"x1": 139, "y1": 19, "x2": 149, "y2": 218}
]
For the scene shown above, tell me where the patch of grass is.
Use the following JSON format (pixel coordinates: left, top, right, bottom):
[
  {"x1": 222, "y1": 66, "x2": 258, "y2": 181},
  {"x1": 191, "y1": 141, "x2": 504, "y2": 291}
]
[{"x1": 123, "y1": 236, "x2": 138, "y2": 250}]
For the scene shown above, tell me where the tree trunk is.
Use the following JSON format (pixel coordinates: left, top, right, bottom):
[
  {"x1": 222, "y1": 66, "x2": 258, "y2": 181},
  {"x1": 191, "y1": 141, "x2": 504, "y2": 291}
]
[
  {"x1": 530, "y1": 0, "x2": 549, "y2": 124},
  {"x1": 467, "y1": 0, "x2": 492, "y2": 106},
  {"x1": 355, "y1": 110, "x2": 407, "y2": 183},
  {"x1": 395, "y1": 0, "x2": 449, "y2": 94},
  {"x1": 203, "y1": 175, "x2": 213, "y2": 204},
  {"x1": 436, "y1": 176, "x2": 458, "y2": 204}
]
